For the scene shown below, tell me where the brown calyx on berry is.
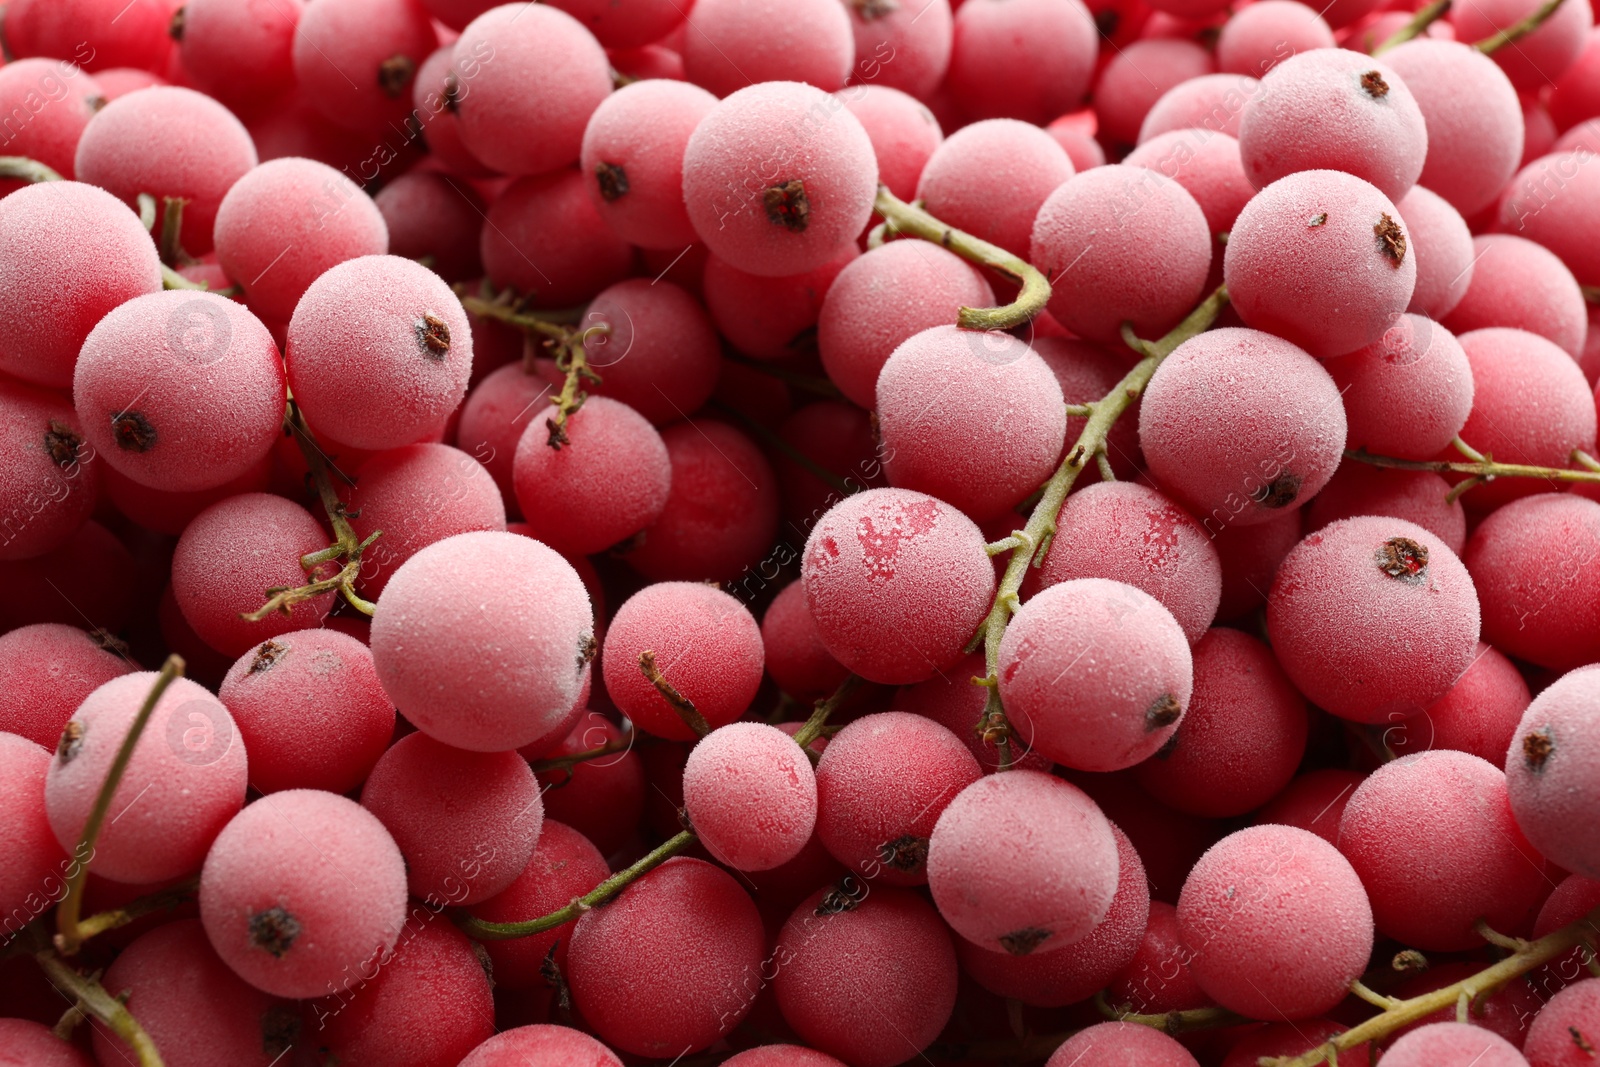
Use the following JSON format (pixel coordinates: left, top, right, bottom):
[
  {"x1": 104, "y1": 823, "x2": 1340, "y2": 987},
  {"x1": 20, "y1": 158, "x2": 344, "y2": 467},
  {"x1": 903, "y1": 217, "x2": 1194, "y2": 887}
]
[
  {"x1": 595, "y1": 162, "x2": 629, "y2": 202},
  {"x1": 90, "y1": 629, "x2": 130, "y2": 658},
  {"x1": 443, "y1": 72, "x2": 462, "y2": 113},
  {"x1": 168, "y1": 5, "x2": 186, "y2": 40},
  {"x1": 44, "y1": 420, "x2": 84, "y2": 470},
  {"x1": 1252, "y1": 471, "x2": 1303, "y2": 509},
  {"x1": 851, "y1": 0, "x2": 900, "y2": 17},
  {"x1": 1375, "y1": 213, "x2": 1407, "y2": 265},
  {"x1": 57, "y1": 721, "x2": 84, "y2": 764},
  {"x1": 999, "y1": 927, "x2": 1051, "y2": 956},
  {"x1": 877, "y1": 834, "x2": 930, "y2": 872},
  {"x1": 1375, "y1": 536, "x2": 1428, "y2": 582},
  {"x1": 250, "y1": 639, "x2": 287, "y2": 674},
  {"x1": 576, "y1": 632, "x2": 598, "y2": 672},
  {"x1": 260, "y1": 1003, "x2": 301, "y2": 1059},
  {"x1": 111, "y1": 411, "x2": 157, "y2": 453},
  {"x1": 1146, "y1": 693, "x2": 1181, "y2": 731},
  {"x1": 1360, "y1": 70, "x2": 1389, "y2": 98},
  {"x1": 249, "y1": 906, "x2": 302, "y2": 958},
  {"x1": 541, "y1": 943, "x2": 572, "y2": 1014},
  {"x1": 764, "y1": 179, "x2": 810, "y2": 233},
  {"x1": 416, "y1": 313, "x2": 451, "y2": 360},
  {"x1": 1570, "y1": 1025, "x2": 1596, "y2": 1054},
  {"x1": 814, "y1": 877, "x2": 867, "y2": 915},
  {"x1": 1523, "y1": 727, "x2": 1553, "y2": 771},
  {"x1": 378, "y1": 54, "x2": 417, "y2": 98}
]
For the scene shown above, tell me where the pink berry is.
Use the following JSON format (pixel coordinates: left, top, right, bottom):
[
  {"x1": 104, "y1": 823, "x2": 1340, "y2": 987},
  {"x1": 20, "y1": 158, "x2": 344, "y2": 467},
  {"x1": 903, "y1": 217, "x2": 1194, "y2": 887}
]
[
  {"x1": 1304, "y1": 463, "x2": 1466, "y2": 555},
  {"x1": 1498, "y1": 151, "x2": 1600, "y2": 289},
  {"x1": 773, "y1": 885, "x2": 958, "y2": 1067},
  {"x1": 533, "y1": 716, "x2": 646, "y2": 856},
  {"x1": 772, "y1": 400, "x2": 886, "y2": 526},
  {"x1": 47, "y1": 672, "x2": 246, "y2": 884},
  {"x1": 1324, "y1": 313, "x2": 1474, "y2": 461},
  {"x1": 1505, "y1": 665, "x2": 1600, "y2": 880},
  {"x1": 802, "y1": 487, "x2": 995, "y2": 685},
  {"x1": 1097, "y1": 39, "x2": 1217, "y2": 147},
  {"x1": 1525, "y1": 979, "x2": 1600, "y2": 1066},
  {"x1": 1451, "y1": 235, "x2": 1589, "y2": 361},
  {"x1": 74, "y1": 291, "x2": 285, "y2": 493},
  {"x1": 1383, "y1": 1022, "x2": 1530, "y2": 1067},
  {"x1": 218, "y1": 630, "x2": 393, "y2": 796},
  {"x1": 839, "y1": 85, "x2": 945, "y2": 202},
  {"x1": 843, "y1": 0, "x2": 952, "y2": 99},
  {"x1": 946, "y1": 0, "x2": 1098, "y2": 126},
  {"x1": 623, "y1": 420, "x2": 781, "y2": 584},
  {"x1": 1033, "y1": 337, "x2": 1144, "y2": 481},
  {"x1": 896, "y1": 651, "x2": 1052, "y2": 773},
  {"x1": 567, "y1": 856, "x2": 764, "y2": 1056},
  {"x1": 0, "y1": 625, "x2": 132, "y2": 749},
  {"x1": 5, "y1": 0, "x2": 171, "y2": 72},
  {"x1": 999, "y1": 578, "x2": 1194, "y2": 772},
  {"x1": 176, "y1": 0, "x2": 303, "y2": 106},
  {"x1": 371, "y1": 530, "x2": 594, "y2": 752},
  {"x1": 1140, "y1": 327, "x2": 1348, "y2": 527},
  {"x1": 1216, "y1": 2, "x2": 1335, "y2": 77},
  {"x1": 373, "y1": 171, "x2": 486, "y2": 283},
  {"x1": 1466, "y1": 494, "x2": 1600, "y2": 671},
  {"x1": 0, "y1": 732, "x2": 68, "y2": 924},
  {"x1": 0, "y1": 181, "x2": 162, "y2": 389},
  {"x1": 1036, "y1": 481, "x2": 1223, "y2": 646},
  {"x1": 200, "y1": 789, "x2": 408, "y2": 999},
  {"x1": 704, "y1": 244, "x2": 859, "y2": 360},
  {"x1": 214, "y1": 158, "x2": 389, "y2": 324},
  {"x1": 0, "y1": 521, "x2": 135, "y2": 634},
  {"x1": 1531, "y1": 875, "x2": 1600, "y2": 998},
  {"x1": 1239, "y1": 49, "x2": 1427, "y2": 202},
  {"x1": 1138, "y1": 74, "x2": 1259, "y2": 142},
  {"x1": 1108, "y1": 901, "x2": 1210, "y2": 1014},
  {"x1": 1224, "y1": 170, "x2": 1416, "y2": 357},
  {"x1": 1032, "y1": 165, "x2": 1212, "y2": 344},
  {"x1": 584, "y1": 279, "x2": 722, "y2": 425},
  {"x1": 1045, "y1": 1022, "x2": 1201, "y2": 1067},
  {"x1": 1047, "y1": 115, "x2": 1109, "y2": 171},
  {"x1": 0, "y1": 60, "x2": 104, "y2": 194},
  {"x1": 1213, "y1": 507, "x2": 1303, "y2": 620},
  {"x1": 1398, "y1": 185, "x2": 1476, "y2": 319},
  {"x1": 457, "y1": 1026, "x2": 622, "y2": 1067},
  {"x1": 171, "y1": 493, "x2": 334, "y2": 657},
  {"x1": 1451, "y1": 0, "x2": 1594, "y2": 91},
  {"x1": 1178, "y1": 824, "x2": 1374, "y2": 1019},
  {"x1": 683, "y1": 722, "x2": 817, "y2": 871},
  {"x1": 0, "y1": 1020, "x2": 92, "y2": 1065},
  {"x1": 1135, "y1": 627, "x2": 1309, "y2": 817},
  {"x1": 580, "y1": 79, "x2": 718, "y2": 250},
  {"x1": 682, "y1": 81, "x2": 877, "y2": 279},
  {"x1": 409, "y1": 44, "x2": 493, "y2": 178},
  {"x1": 481, "y1": 169, "x2": 634, "y2": 308},
  {"x1": 723, "y1": 1049, "x2": 847, "y2": 1067},
  {"x1": 1397, "y1": 642, "x2": 1532, "y2": 765},
  {"x1": 1340, "y1": 750, "x2": 1547, "y2": 949},
  {"x1": 1123, "y1": 131, "x2": 1256, "y2": 244},
  {"x1": 1221, "y1": 1021, "x2": 1373, "y2": 1067},
  {"x1": 684, "y1": 0, "x2": 853, "y2": 96},
  {"x1": 547, "y1": 0, "x2": 684, "y2": 49},
  {"x1": 292, "y1": 0, "x2": 436, "y2": 140},
  {"x1": 929, "y1": 769, "x2": 1119, "y2": 954},
  {"x1": 762, "y1": 580, "x2": 850, "y2": 701},
  {"x1": 467, "y1": 820, "x2": 609, "y2": 988},
  {"x1": 0, "y1": 380, "x2": 100, "y2": 562},
  {"x1": 916, "y1": 118, "x2": 1076, "y2": 260},
  {"x1": 1254, "y1": 768, "x2": 1366, "y2": 846},
  {"x1": 454, "y1": 363, "x2": 558, "y2": 513}
]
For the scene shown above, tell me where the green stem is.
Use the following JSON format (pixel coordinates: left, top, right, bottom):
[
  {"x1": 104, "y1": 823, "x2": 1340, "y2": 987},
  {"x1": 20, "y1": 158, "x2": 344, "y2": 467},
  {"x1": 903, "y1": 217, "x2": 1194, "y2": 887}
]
[
  {"x1": 871, "y1": 185, "x2": 1051, "y2": 330},
  {"x1": 1344, "y1": 447, "x2": 1600, "y2": 491},
  {"x1": 55, "y1": 656, "x2": 185, "y2": 956},
  {"x1": 791, "y1": 674, "x2": 862, "y2": 751},
  {"x1": 0, "y1": 156, "x2": 62, "y2": 183},
  {"x1": 72, "y1": 877, "x2": 199, "y2": 942},
  {"x1": 157, "y1": 196, "x2": 187, "y2": 268},
  {"x1": 529, "y1": 733, "x2": 634, "y2": 775},
  {"x1": 1373, "y1": 0, "x2": 1451, "y2": 53},
  {"x1": 35, "y1": 947, "x2": 165, "y2": 1066},
  {"x1": 1095, "y1": 992, "x2": 1246, "y2": 1033},
  {"x1": 1475, "y1": 0, "x2": 1567, "y2": 52}
]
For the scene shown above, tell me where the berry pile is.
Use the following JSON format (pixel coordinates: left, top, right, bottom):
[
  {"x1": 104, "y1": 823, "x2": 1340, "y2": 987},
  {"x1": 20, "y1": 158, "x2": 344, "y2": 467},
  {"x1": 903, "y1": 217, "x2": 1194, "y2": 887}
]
[{"x1": 2, "y1": 0, "x2": 1600, "y2": 1066}]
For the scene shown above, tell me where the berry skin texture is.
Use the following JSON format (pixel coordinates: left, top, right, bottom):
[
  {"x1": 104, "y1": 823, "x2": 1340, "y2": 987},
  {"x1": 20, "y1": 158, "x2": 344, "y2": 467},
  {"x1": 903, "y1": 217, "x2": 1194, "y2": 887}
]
[
  {"x1": 1398, "y1": 642, "x2": 1531, "y2": 765},
  {"x1": 177, "y1": 0, "x2": 303, "y2": 106},
  {"x1": 287, "y1": 255, "x2": 473, "y2": 452},
  {"x1": 74, "y1": 290, "x2": 286, "y2": 493},
  {"x1": 1382, "y1": 1022, "x2": 1531, "y2": 1067},
  {"x1": 219, "y1": 631, "x2": 393, "y2": 797},
  {"x1": 1214, "y1": 508, "x2": 1303, "y2": 621},
  {"x1": 360, "y1": 731, "x2": 542, "y2": 906},
  {"x1": 533, "y1": 716, "x2": 646, "y2": 857},
  {"x1": 682, "y1": 81, "x2": 878, "y2": 279},
  {"x1": 214, "y1": 157, "x2": 389, "y2": 324},
  {"x1": 1108, "y1": 900, "x2": 1209, "y2": 1014},
  {"x1": 0, "y1": 733, "x2": 68, "y2": 925},
  {"x1": 1498, "y1": 150, "x2": 1600, "y2": 289},
  {"x1": 773, "y1": 886, "x2": 959, "y2": 1067},
  {"x1": 1036, "y1": 481, "x2": 1224, "y2": 646},
  {"x1": 1450, "y1": 0, "x2": 1595, "y2": 92},
  {"x1": 74, "y1": 86, "x2": 259, "y2": 255},
  {"x1": 916, "y1": 118, "x2": 1075, "y2": 261},
  {"x1": 1224, "y1": 170, "x2": 1416, "y2": 357},
  {"x1": 685, "y1": 0, "x2": 853, "y2": 96},
  {"x1": 370, "y1": 530, "x2": 594, "y2": 752},
  {"x1": 1134, "y1": 627, "x2": 1309, "y2": 819},
  {"x1": 1304, "y1": 463, "x2": 1466, "y2": 556},
  {"x1": 1323, "y1": 313, "x2": 1474, "y2": 461},
  {"x1": 1267, "y1": 515, "x2": 1481, "y2": 724},
  {"x1": 839, "y1": 85, "x2": 945, "y2": 203},
  {"x1": 567, "y1": 857, "x2": 765, "y2": 1057},
  {"x1": 928, "y1": 770, "x2": 1120, "y2": 956},
  {"x1": 1137, "y1": 74, "x2": 1259, "y2": 143},
  {"x1": 511, "y1": 397, "x2": 671, "y2": 556},
  {"x1": 1139, "y1": 327, "x2": 1347, "y2": 527},
  {"x1": 0, "y1": 380, "x2": 101, "y2": 563},
  {"x1": 814, "y1": 712, "x2": 983, "y2": 886},
  {"x1": 0, "y1": 60, "x2": 104, "y2": 195},
  {"x1": 291, "y1": 0, "x2": 436, "y2": 141},
  {"x1": 762, "y1": 581, "x2": 850, "y2": 702},
  {"x1": 579, "y1": 79, "x2": 717, "y2": 250},
  {"x1": 802, "y1": 487, "x2": 996, "y2": 685},
  {"x1": 0, "y1": 625, "x2": 132, "y2": 749},
  {"x1": 583, "y1": 280, "x2": 722, "y2": 425},
  {"x1": 683, "y1": 722, "x2": 818, "y2": 872},
  {"x1": 373, "y1": 171, "x2": 486, "y2": 283},
  {"x1": 998, "y1": 578, "x2": 1195, "y2": 773},
  {"x1": 897, "y1": 652, "x2": 1053, "y2": 774},
  {"x1": 1253, "y1": 768, "x2": 1366, "y2": 847},
  {"x1": 1443, "y1": 236, "x2": 1587, "y2": 361},
  {"x1": 1505, "y1": 665, "x2": 1600, "y2": 881},
  {"x1": 200, "y1": 790, "x2": 407, "y2": 999},
  {"x1": 946, "y1": 0, "x2": 1098, "y2": 126},
  {"x1": 1123, "y1": 131, "x2": 1256, "y2": 243},
  {"x1": 1398, "y1": 185, "x2": 1477, "y2": 320},
  {"x1": 1466, "y1": 495, "x2": 1600, "y2": 672},
  {"x1": 1177, "y1": 824, "x2": 1375, "y2": 1020},
  {"x1": 704, "y1": 245, "x2": 859, "y2": 360},
  {"x1": 961, "y1": 824, "x2": 1150, "y2": 1006},
  {"x1": 456, "y1": 1026, "x2": 622, "y2": 1067},
  {"x1": 1097, "y1": 40, "x2": 1218, "y2": 148},
  {"x1": 1045, "y1": 1022, "x2": 1201, "y2": 1067},
  {"x1": 171, "y1": 493, "x2": 335, "y2": 658},
  {"x1": 876, "y1": 325, "x2": 1067, "y2": 522},
  {"x1": 1340, "y1": 750, "x2": 1548, "y2": 950},
  {"x1": 0, "y1": 1018, "x2": 94, "y2": 1066},
  {"x1": 1238, "y1": 49, "x2": 1428, "y2": 203},
  {"x1": 723, "y1": 1049, "x2": 847, "y2": 1067},
  {"x1": 46, "y1": 672, "x2": 247, "y2": 885},
  {"x1": 601, "y1": 582, "x2": 764, "y2": 742},
  {"x1": 1031, "y1": 165, "x2": 1212, "y2": 344},
  {"x1": 843, "y1": 0, "x2": 952, "y2": 101},
  {"x1": 1216, "y1": 2, "x2": 1335, "y2": 78},
  {"x1": 0, "y1": 181, "x2": 162, "y2": 390},
  {"x1": 1524, "y1": 979, "x2": 1600, "y2": 1066}
]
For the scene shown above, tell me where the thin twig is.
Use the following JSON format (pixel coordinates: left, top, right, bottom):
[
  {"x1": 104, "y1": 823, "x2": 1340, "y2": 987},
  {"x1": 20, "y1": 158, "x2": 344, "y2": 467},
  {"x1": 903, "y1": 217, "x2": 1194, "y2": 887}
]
[
  {"x1": 0, "y1": 155, "x2": 63, "y2": 183},
  {"x1": 791, "y1": 675, "x2": 862, "y2": 754},
  {"x1": 1095, "y1": 991, "x2": 1246, "y2": 1034},
  {"x1": 1343, "y1": 446, "x2": 1600, "y2": 493},
  {"x1": 36, "y1": 947, "x2": 165, "y2": 1065},
  {"x1": 1373, "y1": 0, "x2": 1451, "y2": 52},
  {"x1": 157, "y1": 196, "x2": 187, "y2": 268},
  {"x1": 1475, "y1": 0, "x2": 1568, "y2": 52},
  {"x1": 73, "y1": 876, "x2": 199, "y2": 943},
  {"x1": 639, "y1": 650, "x2": 710, "y2": 737},
  {"x1": 529, "y1": 732, "x2": 634, "y2": 775}
]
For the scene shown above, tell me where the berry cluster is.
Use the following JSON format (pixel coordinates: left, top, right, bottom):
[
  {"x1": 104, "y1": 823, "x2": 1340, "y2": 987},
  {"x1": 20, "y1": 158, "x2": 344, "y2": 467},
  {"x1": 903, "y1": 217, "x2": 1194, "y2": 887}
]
[{"x1": 1, "y1": 0, "x2": 1599, "y2": 1066}]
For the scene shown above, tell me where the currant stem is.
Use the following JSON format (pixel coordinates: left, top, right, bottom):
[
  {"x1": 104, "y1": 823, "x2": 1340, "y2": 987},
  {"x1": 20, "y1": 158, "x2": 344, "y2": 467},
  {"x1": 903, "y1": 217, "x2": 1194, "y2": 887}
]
[
  {"x1": 871, "y1": 185, "x2": 1051, "y2": 330},
  {"x1": 1261, "y1": 904, "x2": 1600, "y2": 1067},
  {"x1": 639, "y1": 650, "x2": 710, "y2": 737},
  {"x1": 1475, "y1": 0, "x2": 1567, "y2": 53},
  {"x1": 529, "y1": 731, "x2": 635, "y2": 775},
  {"x1": 457, "y1": 831, "x2": 697, "y2": 940},
  {"x1": 55, "y1": 655, "x2": 185, "y2": 957},
  {"x1": 72, "y1": 877, "x2": 199, "y2": 942},
  {"x1": 1343, "y1": 446, "x2": 1600, "y2": 491},
  {"x1": 35, "y1": 944, "x2": 165, "y2": 1066},
  {"x1": 0, "y1": 155, "x2": 63, "y2": 183},
  {"x1": 1373, "y1": 0, "x2": 1451, "y2": 53},
  {"x1": 791, "y1": 674, "x2": 862, "y2": 752},
  {"x1": 157, "y1": 196, "x2": 187, "y2": 268},
  {"x1": 457, "y1": 288, "x2": 582, "y2": 340},
  {"x1": 545, "y1": 326, "x2": 606, "y2": 449},
  {"x1": 1094, "y1": 992, "x2": 1246, "y2": 1034}
]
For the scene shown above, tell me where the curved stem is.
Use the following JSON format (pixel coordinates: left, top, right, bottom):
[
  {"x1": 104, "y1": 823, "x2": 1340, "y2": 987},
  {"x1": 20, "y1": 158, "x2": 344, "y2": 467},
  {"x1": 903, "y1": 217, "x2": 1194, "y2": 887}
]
[
  {"x1": 458, "y1": 831, "x2": 697, "y2": 940},
  {"x1": 1095, "y1": 991, "x2": 1245, "y2": 1034},
  {"x1": 457, "y1": 289, "x2": 581, "y2": 341},
  {"x1": 529, "y1": 731, "x2": 635, "y2": 775},
  {"x1": 137, "y1": 193, "x2": 157, "y2": 231},
  {"x1": 0, "y1": 155, "x2": 62, "y2": 183},
  {"x1": 872, "y1": 186, "x2": 1051, "y2": 330},
  {"x1": 791, "y1": 674, "x2": 862, "y2": 752},
  {"x1": 73, "y1": 877, "x2": 199, "y2": 943},
  {"x1": 545, "y1": 325, "x2": 605, "y2": 449},
  {"x1": 1475, "y1": 0, "x2": 1568, "y2": 52},
  {"x1": 638, "y1": 650, "x2": 710, "y2": 737},
  {"x1": 1343, "y1": 446, "x2": 1600, "y2": 492},
  {"x1": 1263, "y1": 904, "x2": 1600, "y2": 1066},
  {"x1": 1373, "y1": 0, "x2": 1451, "y2": 52},
  {"x1": 35, "y1": 947, "x2": 165, "y2": 1066},
  {"x1": 55, "y1": 656, "x2": 185, "y2": 956}
]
